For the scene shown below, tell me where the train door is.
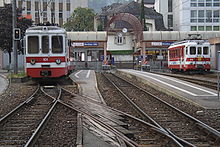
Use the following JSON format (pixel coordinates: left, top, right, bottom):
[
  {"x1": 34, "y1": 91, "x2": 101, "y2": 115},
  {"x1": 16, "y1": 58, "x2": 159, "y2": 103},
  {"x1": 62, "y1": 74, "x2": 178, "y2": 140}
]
[
  {"x1": 183, "y1": 46, "x2": 188, "y2": 71},
  {"x1": 180, "y1": 46, "x2": 184, "y2": 70}
]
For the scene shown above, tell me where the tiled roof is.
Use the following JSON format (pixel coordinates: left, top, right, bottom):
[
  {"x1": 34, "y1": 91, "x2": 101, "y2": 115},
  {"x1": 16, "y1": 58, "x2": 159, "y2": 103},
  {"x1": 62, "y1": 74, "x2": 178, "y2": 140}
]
[{"x1": 99, "y1": 1, "x2": 167, "y2": 31}]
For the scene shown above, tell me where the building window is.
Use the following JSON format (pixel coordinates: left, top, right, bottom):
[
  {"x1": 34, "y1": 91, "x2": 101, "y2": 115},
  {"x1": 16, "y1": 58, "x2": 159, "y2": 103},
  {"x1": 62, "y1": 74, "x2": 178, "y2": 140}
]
[
  {"x1": 191, "y1": 10, "x2": 197, "y2": 18},
  {"x1": 43, "y1": 2, "x2": 47, "y2": 11},
  {"x1": 51, "y1": 13, "x2": 55, "y2": 23},
  {"x1": 18, "y1": 1, "x2": 23, "y2": 9},
  {"x1": 213, "y1": 0, "x2": 220, "y2": 6},
  {"x1": 206, "y1": 10, "x2": 212, "y2": 22},
  {"x1": 66, "y1": 3, "x2": 70, "y2": 11},
  {"x1": 206, "y1": 3, "x2": 212, "y2": 6},
  {"x1": 118, "y1": 36, "x2": 123, "y2": 44},
  {"x1": 35, "y1": 2, "x2": 39, "y2": 11},
  {"x1": 114, "y1": 33, "x2": 125, "y2": 45},
  {"x1": 191, "y1": 3, "x2": 197, "y2": 7},
  {"x1": 198, "y1": 26, "x2": 205, "y2": 31},
  {"x1": 198, "y1": 3, "x2": 205, "y2": 6},
  {"x1": 168, "y1": 15, "x2": 173, "y2": 27},
  {"x1": 168, "y1": 0, "x2": 172, "y2": 12},
  {"x1": 51, "y1": 2, "x2": 55, "y2": 11},
  {"x1": 35, "y1": 18, "x2": 40, "y2": 24},
  {"x1": 35, "y1": 12, "x2": 39, "y2": 18},
  {"x1": 59, "y1": 13, "x2": 63, "y2": 19},
  {"x1": 213, "y1": 26, "x2": 220, "y2": 31},
  {"x1": 191, "y1": 19, "x2": 197, "y2": 23},
  {"x1": 26, "y1": 1, "x2": 31, "y2": 11},
  {"x1": 191, "y1": 26, "x2": 197, "y2": 31},
  {"x1": 214, "y1": 10, "x2": 220, "y2": 18},
  {"x1": 59, "y1": 3, "x2": 63, "y2": 12},
  {"x1": 206, "y1": 26, "x2": 212, "y2": 31},
  {"x1": 198, "y1": 19, "x2": 205, "y2": 22},
  {"x1": 198, "y1": 10, "x2": 204, "y2": 17},
  {"x1": 43, "y1": 12, "x2": 47, "y2": 18}
]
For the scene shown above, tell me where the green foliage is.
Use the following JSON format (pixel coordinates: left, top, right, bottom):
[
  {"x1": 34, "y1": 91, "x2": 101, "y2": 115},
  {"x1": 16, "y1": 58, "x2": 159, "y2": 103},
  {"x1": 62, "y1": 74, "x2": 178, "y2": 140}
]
[
  {"x1": 64, "y1": 7, "x2": 95, "y2": 31},
  {"x1": 108, "y1": 50, "x2": 133, "y2": 55},
  {"x1": 97, "y1": 23, "x2": 104, "y2": 31},
  {"x1": 8, "y1": 72, "x2": 26, "y2": 78},
  {"x1": 0, "y1": 4, "x2": 32, "y2": 56}
]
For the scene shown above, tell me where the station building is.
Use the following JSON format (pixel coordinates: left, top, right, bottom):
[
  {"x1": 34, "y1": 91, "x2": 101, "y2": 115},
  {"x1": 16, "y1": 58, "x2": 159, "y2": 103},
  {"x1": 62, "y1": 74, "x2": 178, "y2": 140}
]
[
  {"x1": 1, "y1": 31, "x2": 220, "y2": 70},
  {"x1": 67, "y1": 31, "x2": 220, "y2": 70}
]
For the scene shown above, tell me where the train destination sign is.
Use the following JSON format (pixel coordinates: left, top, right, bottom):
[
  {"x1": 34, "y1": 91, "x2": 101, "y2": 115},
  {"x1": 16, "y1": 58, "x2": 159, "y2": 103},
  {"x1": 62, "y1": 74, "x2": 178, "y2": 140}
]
[{"x1": 72, "y1": 42, "x2": 99, "y2": 47}]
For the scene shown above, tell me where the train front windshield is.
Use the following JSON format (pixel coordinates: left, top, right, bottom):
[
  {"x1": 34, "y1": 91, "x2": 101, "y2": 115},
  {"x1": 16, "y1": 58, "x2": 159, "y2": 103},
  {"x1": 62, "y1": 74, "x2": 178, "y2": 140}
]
[
  {"x1": 188, "y1": 46, "x2": 209, "y2": 56},
  {"x1": 42, "y1": 36, "x2": 49, "y2": 54},
  {"x1": 52, "y1": 36, "x2": 63, "y2": 53},
  {"x1": 28, "y1": 36, "x2": 39, "y2": 54},
  {"x1": 27, "y1": 35, "x2": 63, "y2": 54}
]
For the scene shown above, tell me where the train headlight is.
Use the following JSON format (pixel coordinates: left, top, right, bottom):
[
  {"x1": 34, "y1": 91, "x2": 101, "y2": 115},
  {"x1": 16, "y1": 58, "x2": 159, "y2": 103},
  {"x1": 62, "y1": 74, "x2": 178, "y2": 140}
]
[
  {"x1": 55, "y1": 59, "x2": 61, "y2": 65},
  {"x1": 30, "y1": 59, "x2": 36, "y2": 65}
]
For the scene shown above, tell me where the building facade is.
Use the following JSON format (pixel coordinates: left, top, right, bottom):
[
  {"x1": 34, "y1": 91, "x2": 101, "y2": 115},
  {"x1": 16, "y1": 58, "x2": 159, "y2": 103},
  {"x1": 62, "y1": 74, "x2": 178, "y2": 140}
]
[
  {"x1": 1, "y1": 0, "x2": 88, "y2": 26},
  {"x1": 155, "y1": 0, "x2": 220, "y2": 31},
  {"x1": 135, "y1": 0, "x2": 155, "y2": 8}
]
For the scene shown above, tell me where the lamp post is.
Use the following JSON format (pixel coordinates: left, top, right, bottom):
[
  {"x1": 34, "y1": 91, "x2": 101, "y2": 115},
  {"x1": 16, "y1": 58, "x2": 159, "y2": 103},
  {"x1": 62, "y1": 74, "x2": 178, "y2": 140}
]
[{"x1": 12, "y1": 0, "x2": 18, "y2": 74}]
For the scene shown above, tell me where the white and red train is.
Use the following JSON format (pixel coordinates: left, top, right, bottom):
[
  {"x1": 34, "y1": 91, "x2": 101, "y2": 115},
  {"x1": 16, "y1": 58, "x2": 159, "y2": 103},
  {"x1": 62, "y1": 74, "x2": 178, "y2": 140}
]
[
  {"x1": 24, "y1": 26, "x2": 74, "y2": 78},
  {"x1": 168, "y1": 40, "x2": 211, "y2": 73}
]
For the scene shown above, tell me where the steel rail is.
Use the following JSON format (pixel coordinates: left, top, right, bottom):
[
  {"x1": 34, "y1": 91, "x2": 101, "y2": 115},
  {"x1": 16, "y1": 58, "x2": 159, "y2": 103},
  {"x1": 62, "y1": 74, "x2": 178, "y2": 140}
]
[
  {"x1": 60, "y1": 87, "x2": 184, "y2": 147},
  {"x1": 111, "y1": 73, "x2": 220, "y2": 145},
  {"x1": 0, "y1": 84, "x2": 40, "y2": 124},
  {"x1": 150, "y1": 71, "x2": 217, "y2": 89},
  {"x1": 24, "y1": 86, "x2": 62, "y2": 147},
  {"x1": 58, "y1": 100, "x2": 138, "y2": 147},
  {"x1": 102, "y1": 73, "x2": 189, "y2": 147}
]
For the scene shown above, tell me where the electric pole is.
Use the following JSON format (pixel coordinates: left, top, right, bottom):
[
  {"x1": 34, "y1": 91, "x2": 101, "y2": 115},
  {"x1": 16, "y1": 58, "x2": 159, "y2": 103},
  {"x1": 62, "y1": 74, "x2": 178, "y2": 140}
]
[
  {"x1": 12, "y1": 0, "x2": 18, "y2": 74},
  {"x1": 140, "y1": 0, "x2": 147, "y2": 31}
]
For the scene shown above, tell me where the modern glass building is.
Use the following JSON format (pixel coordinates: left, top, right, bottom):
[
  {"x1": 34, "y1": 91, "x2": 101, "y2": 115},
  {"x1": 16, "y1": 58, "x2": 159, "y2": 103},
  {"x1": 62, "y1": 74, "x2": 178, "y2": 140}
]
[{"x1": 155, "y1": 0, "x2": 220, "y2": 31}]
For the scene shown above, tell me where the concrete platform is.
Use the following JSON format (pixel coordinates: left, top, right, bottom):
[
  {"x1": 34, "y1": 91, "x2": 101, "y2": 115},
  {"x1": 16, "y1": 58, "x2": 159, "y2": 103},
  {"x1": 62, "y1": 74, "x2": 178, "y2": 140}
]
[
  {"x1": 0, "y1": 72, "x2": 8, "y2": 95},
  {"x1": 70, "y1": 70, "x2": 127, "y2": 147},
  {"x1": 71, "y1": 70, "x2": 104, "y2": 102},
  {"x1": 117, "y1": 69, "x2": 220, "y2": 109}
]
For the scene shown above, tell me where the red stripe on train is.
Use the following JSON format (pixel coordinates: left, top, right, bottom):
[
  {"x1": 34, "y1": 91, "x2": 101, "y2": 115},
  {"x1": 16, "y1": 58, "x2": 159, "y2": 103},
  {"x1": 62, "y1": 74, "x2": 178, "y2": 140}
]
[
  {"x1": 169, "y1": 58, "x2": 210, "y2": 61},
  {"x1": 26, "y1": 57, "x2": 66, "y2": 63},
  {"x1": 186, "y1": 58, "x2": 210, "y2": 61},
  {"x1": 26, "y1": 67, "x2": 68, "y2": 78}
]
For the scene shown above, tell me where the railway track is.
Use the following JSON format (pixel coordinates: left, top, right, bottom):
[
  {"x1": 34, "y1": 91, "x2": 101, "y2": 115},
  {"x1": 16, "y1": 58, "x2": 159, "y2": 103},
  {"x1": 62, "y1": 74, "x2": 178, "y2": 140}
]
[
  {"x1": 100, "y1": 73, "x2": 220, "y2": 147},
  {"x1": 61, "y1": 86, "x2": 184, "y2": 146},
  {"x1": 150, "y1": 71, "x2": 217, "y2": 90},
  {"x1": 0, "y1": 85, "x2": 78, "y2": 146}
]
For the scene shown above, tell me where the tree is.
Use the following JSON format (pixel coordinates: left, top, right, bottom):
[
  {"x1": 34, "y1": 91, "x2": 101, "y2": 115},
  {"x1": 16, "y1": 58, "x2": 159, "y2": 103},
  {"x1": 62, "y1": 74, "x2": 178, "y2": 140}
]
[
  {"x1": 64, "y1": 7, "x2": 95, "y2": 31},
  {"x1": 0, "y1": 4, "x2": 32, "y2": 67}
]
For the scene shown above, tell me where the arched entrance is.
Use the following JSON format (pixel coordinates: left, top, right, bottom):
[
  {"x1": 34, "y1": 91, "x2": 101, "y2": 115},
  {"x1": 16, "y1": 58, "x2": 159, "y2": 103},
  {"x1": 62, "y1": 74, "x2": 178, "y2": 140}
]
[{"x1": 104, "y1": 13, "x2": 145, "y2": 67}]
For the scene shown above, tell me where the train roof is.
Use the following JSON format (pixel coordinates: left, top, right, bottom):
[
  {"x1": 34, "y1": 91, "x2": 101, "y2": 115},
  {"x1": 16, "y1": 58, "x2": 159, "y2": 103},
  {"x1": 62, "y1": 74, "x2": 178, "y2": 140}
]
[
  {"x1": 26, "y1": 26, "x2": 66, "y2": 34},
  {"x1": 169, "y1": 40, "x2": 210, "y2": 48}
]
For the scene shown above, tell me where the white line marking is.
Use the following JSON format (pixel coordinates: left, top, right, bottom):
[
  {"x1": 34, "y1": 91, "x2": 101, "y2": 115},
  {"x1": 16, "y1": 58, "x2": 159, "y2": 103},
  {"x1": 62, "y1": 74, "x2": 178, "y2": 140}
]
[
  {"x1": 125, "y1": 70, "x2": 217, "y2": 96},
  {"x1": 86, "y1": 70, "x2": 91, "y2": 79},
  {"x1": 136, "y1": 71, "x2": 217, "y2": 96},
  {"x1": 75, "y1": 70, "x2": 82, "y2": 78}
]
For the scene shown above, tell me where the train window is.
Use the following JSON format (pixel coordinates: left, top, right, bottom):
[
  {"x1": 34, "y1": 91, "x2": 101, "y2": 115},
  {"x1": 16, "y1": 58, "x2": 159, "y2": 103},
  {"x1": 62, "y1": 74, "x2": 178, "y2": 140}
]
[
  {"x1": 190, "y1": 47, "x2": 196, "y2": 55},
  {"x1": 52, "y1": 36, "x2": 63, "y2": 53},
  {"x1": 198, "y1": 47, "x2": 202, "y2": 55},
  {"x1": 28, "y1": 36, "x2": 39, "y2": 54},
  {"x1": 203, "y1": 47, "x2": 209, "y2": 55},
  {"x1": 42, "y1": 36, "x2": 49, "y2": 53}
]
